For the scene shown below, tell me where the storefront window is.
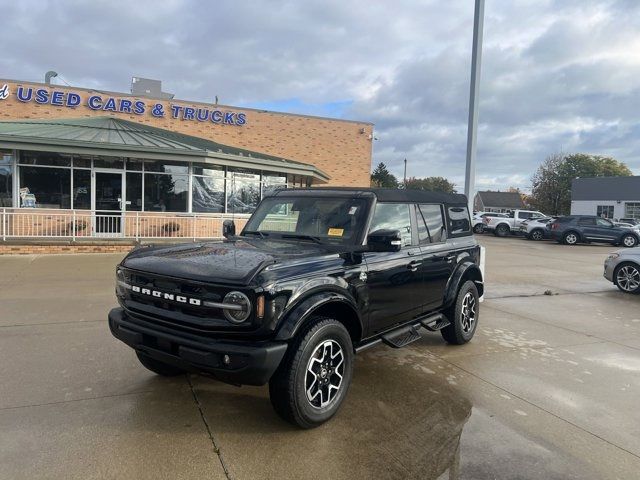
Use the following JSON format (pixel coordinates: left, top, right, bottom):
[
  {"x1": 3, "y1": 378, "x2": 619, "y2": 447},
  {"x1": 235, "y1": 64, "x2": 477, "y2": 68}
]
[
  {"x1": 263, "y1": 172, "x2": 287, "y2": 197},
  {"x1": 20, "y1": 166, "x2": 71, "y2": 209},
  {"x1": 228, "y1": 170, "x2": 260, "y2": 214},
  {"x1": 625, "y1": 203, "x2": 640, "y2": 220},
  {"x1": 73, "y1": 155, "x2": 92, "y2": 168},
  {"x1": 192, "y1": 176, "x2": 225, "y2": 213},
  {"x1": 126, "y1": 159, "x2": 144, "y2": 171},
  {"x1": 126, "y1": 172, "x2": 143, "y2": 211},
  {"x1": 20, "y1": 151, "x2": 71, "y2": 167},
  {"x1": 94, "y1": 156, "x2": 124, "y2": 169},
  {"x1": 144, "y1": 173, "x2": 188, "y2": 212},
  {"x1": 73, "y1": 170, "x2": 91, "y2": 209},
  {"x1": 144, "y1": 161, "x2": 188, "y2": 174},
  {"x1": 0, "y1": 151, "x2": 12, "y2": 207}
]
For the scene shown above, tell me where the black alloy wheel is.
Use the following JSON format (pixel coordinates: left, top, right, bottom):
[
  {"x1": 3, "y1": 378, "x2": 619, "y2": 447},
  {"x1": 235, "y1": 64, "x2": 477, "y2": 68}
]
[{"x1": 269, "y1": 317, "x2": 354, "y2": 429}]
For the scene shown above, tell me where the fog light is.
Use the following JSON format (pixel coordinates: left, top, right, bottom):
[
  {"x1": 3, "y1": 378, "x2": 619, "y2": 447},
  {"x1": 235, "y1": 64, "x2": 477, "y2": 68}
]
[{"x1": 223, "y1": 291, "x2": 251, "y2": 324}]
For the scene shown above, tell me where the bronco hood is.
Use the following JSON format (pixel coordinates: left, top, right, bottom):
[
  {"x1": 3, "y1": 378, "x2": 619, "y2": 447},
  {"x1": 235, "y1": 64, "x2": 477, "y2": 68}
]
[{"x1": 121, "y1": 239, "x2": 335, "y2": 285}]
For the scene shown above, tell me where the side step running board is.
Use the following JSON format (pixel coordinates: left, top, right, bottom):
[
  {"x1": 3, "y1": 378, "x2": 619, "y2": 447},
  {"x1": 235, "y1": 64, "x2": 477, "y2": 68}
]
[
  {"x1": 355, "y1": 313, "x2": 452, "y2": 352},
  {"x1": 381, "y1": 325, "x2": 422, "y2": 348},
  {"x1": 421, "y1": 313, "x2": 451, "y2": 332}
]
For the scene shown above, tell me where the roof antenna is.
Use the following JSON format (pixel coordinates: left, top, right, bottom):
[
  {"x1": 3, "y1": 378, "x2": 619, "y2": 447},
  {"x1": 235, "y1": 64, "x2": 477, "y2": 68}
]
[{"x1": 45, "y1": 71, "x2": 58, "y2": 85}]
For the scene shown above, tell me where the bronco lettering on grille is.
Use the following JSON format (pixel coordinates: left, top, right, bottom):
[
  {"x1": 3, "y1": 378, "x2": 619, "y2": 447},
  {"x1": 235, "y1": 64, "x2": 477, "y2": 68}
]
[{"x1": 131, "y1": 285, "x2": 202, "y2": 306}]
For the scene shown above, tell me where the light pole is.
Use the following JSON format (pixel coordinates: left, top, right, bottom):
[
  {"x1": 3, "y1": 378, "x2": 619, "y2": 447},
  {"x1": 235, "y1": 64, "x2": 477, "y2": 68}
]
[
  {"x1": 403, "y1": 158, "x2": 407, "y2": 186},
  {"x1": 465, "y1": 0, "x2": 485, "y2": 212}
]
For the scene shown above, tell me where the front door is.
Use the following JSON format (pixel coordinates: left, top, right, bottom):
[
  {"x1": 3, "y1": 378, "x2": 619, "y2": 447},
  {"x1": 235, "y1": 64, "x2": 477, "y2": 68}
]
[
  {"x1": 363, "y1": 202, "x2": 424, "y2": 335},
  {"x1": 94, "y1": 171, "x2": 124, "y2": 236}
]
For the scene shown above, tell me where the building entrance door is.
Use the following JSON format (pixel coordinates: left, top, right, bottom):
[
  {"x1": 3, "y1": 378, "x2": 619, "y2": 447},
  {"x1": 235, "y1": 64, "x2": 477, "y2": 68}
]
[{"x1": 93, "y1": 171, "x2": 124, "y2": 236}]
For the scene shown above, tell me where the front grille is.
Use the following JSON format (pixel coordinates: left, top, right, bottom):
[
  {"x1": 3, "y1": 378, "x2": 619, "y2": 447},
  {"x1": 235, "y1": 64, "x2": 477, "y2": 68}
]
[{"x1": 119, "y1": 268, "x2": 254, "y2": 332}]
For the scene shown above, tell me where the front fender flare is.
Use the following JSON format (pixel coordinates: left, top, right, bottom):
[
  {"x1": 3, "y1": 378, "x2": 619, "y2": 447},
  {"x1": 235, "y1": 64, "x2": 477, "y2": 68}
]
[{"x1": 274, "y1": 291, "x2": 362, "y2": 342}]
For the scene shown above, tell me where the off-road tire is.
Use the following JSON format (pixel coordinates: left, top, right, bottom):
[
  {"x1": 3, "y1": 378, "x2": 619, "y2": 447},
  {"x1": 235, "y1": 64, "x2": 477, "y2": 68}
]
[
  {"x1": 495, "y1": 224, "x2": 510, "y2": 237},
  {"x1": 269, "y1": 317, "x2": 354, "y2": 429},
  {"x1": 441, "y1": 280, "x2": 479, "y2": 345},
  {"x1": 563, "y1": 231, "x2": 579, "y2": 245},
  {"x1": 136, "y1": 351, "x2": 185, "y2": 376}
]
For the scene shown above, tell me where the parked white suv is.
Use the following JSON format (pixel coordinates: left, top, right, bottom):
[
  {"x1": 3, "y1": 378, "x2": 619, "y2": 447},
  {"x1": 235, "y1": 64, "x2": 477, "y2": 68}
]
[
  {"x1": 484, "y1": 209, "x2": 546, "y2": 237},
  {"x1": 519, "y1": 217, "x2": 555, "y2": 241},
  {"x1": 472, "y1": 212, "x2": 508, "y2": 234}
]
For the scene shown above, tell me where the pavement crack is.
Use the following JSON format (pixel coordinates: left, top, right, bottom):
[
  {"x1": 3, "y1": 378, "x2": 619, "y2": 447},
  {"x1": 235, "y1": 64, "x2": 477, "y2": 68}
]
[{"x1": 187, "y1": 375, "x2": 232, "y2": 480}]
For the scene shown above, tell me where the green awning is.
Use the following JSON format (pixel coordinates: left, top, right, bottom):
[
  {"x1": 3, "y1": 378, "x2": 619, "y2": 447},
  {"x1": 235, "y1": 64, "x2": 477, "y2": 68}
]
[{"x1": 0, "y1": 116, "x2": 329, "y2": 182}]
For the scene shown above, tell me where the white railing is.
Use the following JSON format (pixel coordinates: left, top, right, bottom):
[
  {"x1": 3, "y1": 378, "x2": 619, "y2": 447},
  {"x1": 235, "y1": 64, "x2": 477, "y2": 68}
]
[{"x1": 0, "y1": 209, "x2": 250, "y2": 241}]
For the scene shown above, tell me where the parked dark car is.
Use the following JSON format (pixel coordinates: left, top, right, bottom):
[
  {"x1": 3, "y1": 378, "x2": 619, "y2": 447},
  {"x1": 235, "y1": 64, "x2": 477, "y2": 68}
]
[
  {"x1": 549, "y1": 215, "x2": 639, "y2": 247},
  {"x1": 109, "y1": 188, "x2": 484, "y2": 428}
]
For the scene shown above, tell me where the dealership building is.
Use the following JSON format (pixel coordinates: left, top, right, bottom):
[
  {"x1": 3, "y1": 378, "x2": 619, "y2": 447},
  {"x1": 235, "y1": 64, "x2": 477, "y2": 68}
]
[
  {"x1": 0, "y1": 77, "x2": 373, "y2": 246},
  {"x1": 571, "y1": 176, "x2": 640, "y2": 220}
]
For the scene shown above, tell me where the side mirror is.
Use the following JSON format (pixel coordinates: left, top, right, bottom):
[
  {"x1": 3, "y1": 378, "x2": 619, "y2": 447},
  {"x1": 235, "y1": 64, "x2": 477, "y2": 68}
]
[
  {"x1": 367, "y1": 229, "x2": 402, "y2": 252},
  {"x1": 222, "y1": 219, "x2": 236, "y2": 239}
]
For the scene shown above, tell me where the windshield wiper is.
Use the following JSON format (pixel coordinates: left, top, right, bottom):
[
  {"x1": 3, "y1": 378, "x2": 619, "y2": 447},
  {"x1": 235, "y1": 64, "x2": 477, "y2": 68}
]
[
  {"x1": 242, "y1": 230, "x2": 269, "y2": 239},
  {"x1": 281, "y1": 233, "x2": 323, "y2": 244}
]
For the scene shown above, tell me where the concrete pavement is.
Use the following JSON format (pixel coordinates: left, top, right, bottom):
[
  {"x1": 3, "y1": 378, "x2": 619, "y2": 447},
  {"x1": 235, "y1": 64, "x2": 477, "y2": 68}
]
[{"x1": 0, "y1": 236, "x2": 639, "y2": 479}]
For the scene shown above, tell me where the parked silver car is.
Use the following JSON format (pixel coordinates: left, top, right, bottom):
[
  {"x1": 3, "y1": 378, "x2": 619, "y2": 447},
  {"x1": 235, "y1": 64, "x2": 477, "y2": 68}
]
[{"x1": 604, "y1": 247, "x2": 640, "y2": 293}]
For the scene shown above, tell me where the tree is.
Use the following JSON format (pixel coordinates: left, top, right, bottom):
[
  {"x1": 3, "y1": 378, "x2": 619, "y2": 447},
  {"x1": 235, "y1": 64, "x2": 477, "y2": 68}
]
[
  {"x1": 404, "y1": 176, "x2": 457, "y2": 193},
  {"x1": 370, "y1": 162, "x2": 398, "y2": 188},
  {"x1": 529, "y1": 153, "x2": 632, "y2": 215}
]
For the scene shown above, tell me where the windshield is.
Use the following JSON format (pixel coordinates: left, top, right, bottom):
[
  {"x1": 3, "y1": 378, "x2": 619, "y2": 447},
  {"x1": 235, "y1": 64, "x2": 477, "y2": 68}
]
[{"x1": 242, "y1": 196, "x2": 370, "y2": 244}]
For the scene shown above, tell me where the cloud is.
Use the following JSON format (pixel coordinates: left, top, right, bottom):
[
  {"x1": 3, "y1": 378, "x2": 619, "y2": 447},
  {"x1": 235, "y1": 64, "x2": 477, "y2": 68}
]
[{"x1": 0, "y1": 0, "x2": 638, "y2": 192}]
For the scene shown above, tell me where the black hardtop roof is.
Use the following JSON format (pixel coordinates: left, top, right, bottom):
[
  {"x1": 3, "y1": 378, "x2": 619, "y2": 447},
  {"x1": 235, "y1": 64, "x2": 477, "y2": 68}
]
[{"x1": 272, "y1": 187, "x2": 468, "y2": 205}]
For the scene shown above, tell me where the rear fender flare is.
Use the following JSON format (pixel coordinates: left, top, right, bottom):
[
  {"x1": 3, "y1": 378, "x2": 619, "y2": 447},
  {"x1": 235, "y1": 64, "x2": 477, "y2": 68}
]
[{"x1": 443, "y1": 262, "x2": 484, "y2": 307}]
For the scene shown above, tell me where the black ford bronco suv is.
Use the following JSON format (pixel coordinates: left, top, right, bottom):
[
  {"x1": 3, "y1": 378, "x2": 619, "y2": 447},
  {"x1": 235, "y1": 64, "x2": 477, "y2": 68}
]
[{"x1": 109, "y1": 188, "x2": 484, "y2": 428}]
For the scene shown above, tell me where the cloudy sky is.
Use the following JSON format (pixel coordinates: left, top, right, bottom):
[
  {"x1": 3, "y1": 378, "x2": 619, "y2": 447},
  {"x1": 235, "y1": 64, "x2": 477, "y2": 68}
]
[{"x1": 2, "y1": 0, "x2": 639, "y2": 191}]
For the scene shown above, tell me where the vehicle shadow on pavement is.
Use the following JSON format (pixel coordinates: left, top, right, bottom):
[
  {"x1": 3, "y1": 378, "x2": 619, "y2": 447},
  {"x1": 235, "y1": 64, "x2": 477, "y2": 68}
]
[{"x1": 186, "y1": 346, "x2": 472, "y2": 479}]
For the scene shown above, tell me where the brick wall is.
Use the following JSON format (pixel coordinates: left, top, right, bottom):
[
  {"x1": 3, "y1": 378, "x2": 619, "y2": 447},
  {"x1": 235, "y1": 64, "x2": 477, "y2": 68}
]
[{"x1": 0, "y1": 80, "x2": 373, "y2": 187}]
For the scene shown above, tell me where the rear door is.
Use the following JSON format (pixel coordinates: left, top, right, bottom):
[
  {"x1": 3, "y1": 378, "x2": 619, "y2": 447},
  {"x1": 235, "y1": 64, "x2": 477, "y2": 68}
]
[
  {"x1": 578, "y1": 217, "x2": 600, "y2": 240},
  {"x1": 363, "y1": 202, "x2": 424, "y2": 334},
  {"x1": 416, "y1": 203, "x2": 454, "y2": 311},
  {"x1": 594, "y1": 217, "x2": 619, "y2": 241}
]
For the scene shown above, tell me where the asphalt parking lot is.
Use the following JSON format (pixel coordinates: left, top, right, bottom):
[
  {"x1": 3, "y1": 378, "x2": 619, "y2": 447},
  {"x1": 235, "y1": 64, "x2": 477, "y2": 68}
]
[{"x1": 1, "y1": 236, "x2": 639, "y2": 479}]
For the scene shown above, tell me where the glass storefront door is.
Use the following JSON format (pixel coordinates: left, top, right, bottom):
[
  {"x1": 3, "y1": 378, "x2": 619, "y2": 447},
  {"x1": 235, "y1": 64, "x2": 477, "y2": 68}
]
[{"x1": 94, "y1": 171, "x2": 124, "y2": 236}]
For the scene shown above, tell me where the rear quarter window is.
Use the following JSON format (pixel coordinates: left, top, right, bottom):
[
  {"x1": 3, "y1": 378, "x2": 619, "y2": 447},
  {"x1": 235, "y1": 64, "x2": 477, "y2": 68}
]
[{"x1": 446, "y1": 206, "x2": 471, "y2": 237}]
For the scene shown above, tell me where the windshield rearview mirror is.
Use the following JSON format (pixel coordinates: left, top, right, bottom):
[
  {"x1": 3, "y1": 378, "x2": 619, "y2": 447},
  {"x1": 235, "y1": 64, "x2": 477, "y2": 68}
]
[{"x1": 367, "y1": 229, "x2": 402, "y2": 252}]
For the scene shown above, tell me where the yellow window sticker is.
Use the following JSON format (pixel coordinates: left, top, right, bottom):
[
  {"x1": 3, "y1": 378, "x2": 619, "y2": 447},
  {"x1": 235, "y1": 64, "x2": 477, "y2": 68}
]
[{"x1": 327, "y1": 228, "x2": 344, "y2": 236}]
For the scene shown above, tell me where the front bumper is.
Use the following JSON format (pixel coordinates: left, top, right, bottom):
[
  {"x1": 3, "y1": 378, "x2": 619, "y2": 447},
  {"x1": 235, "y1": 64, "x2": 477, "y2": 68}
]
[
  {"x1": 603, "y1": 258, "x2": 617, "y2": 282},
  {"x1": 108, "y1": 307, "x2": 288, "y2": 386}
]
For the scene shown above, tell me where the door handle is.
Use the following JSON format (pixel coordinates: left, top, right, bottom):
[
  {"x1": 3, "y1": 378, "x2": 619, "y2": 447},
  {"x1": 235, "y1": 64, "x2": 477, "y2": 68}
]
[{"x1": 407, "y1": 260, "x2": 422, "y2": 271}]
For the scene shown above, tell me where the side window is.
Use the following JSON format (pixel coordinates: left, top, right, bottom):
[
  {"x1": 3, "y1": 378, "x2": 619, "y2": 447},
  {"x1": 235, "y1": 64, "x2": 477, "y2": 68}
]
[
  {"x1": 418, "y1": 204, "x2": 445, "y2": 244},
  {"x1": 596, "y1": 218, "x2": 612, "y2": 227},
  {"x1": 519, "y1": 212, "x2": 532, "y2": 220},
  {"x1": 369, "y1": 202, "x2": 412, "y2": 246},
  {"x1": 578, "y1": 217, "x2": 596, "y2": 226},
  {"x1": 447, "y1": 206, "x2": 471, "y2": 236}
]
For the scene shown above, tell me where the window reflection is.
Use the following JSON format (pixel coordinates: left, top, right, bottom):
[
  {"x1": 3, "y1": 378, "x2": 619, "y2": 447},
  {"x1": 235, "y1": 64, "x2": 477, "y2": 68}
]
[
  {"x1": 228, "y1": 171, "x2": 260, "y2": 214},
  {"x1": 144, "y1": 173, "x2": 188, "y2": 212}
]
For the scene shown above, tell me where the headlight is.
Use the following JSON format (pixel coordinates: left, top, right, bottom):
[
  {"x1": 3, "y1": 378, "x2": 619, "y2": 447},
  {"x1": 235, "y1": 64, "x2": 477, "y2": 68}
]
[
  {"x1": 222, "y1": 291, "x2": 252, "y2": 324},
  {"x1": 607, "y1": 253, "x2": 620, "y2": 260}
]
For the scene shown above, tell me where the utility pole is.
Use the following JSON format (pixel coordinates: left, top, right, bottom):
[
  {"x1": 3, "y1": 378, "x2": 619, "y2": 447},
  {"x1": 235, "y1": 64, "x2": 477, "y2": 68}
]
[
  {"x1": 403, "y1": 158, "x2": 407, "y2": 186},
  {"x1": 465, "y1": 0, "x2": 485, "y2": 212}
]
